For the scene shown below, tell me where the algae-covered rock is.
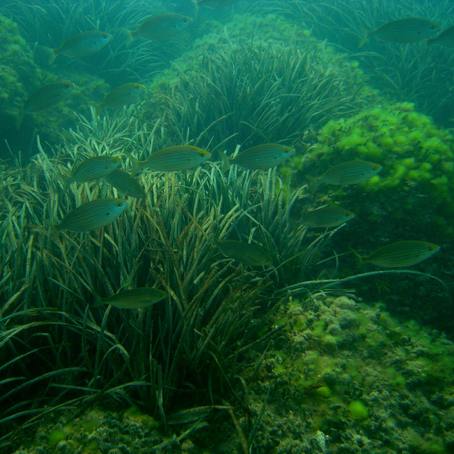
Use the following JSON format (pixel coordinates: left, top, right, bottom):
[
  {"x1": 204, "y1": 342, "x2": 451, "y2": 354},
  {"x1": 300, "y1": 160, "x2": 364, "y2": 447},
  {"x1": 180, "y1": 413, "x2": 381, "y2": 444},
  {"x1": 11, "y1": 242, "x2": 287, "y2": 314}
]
[
  {"x1": 0, "y1": 15, "x2": 39, "y2": 134},
  {"x1": 10, "y1": 296, "x2": 454, "y2": 453},
  {"x1": 286, "y1": 102, "x2": 454, "y2": 241},
  {"x1": 243, "y1": 295, "x2": 454, "y2": 453}
]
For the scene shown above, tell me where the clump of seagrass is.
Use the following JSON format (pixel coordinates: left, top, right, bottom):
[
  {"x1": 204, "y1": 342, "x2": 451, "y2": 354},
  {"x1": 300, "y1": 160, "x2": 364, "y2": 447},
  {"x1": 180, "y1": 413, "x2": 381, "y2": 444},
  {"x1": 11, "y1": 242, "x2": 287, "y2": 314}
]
[
  {"x1": 255, "y1": 0, "x2": 454, "y2": 125},
  {"x1": 0, "y1": 110, "x2": 332, "y2": 448},
  {"x1": 143, "y1": 14, "x2": 375, "y2": 152},
  {"x1": 0, "y1": 0, "x2": 176, "y2": 81}
]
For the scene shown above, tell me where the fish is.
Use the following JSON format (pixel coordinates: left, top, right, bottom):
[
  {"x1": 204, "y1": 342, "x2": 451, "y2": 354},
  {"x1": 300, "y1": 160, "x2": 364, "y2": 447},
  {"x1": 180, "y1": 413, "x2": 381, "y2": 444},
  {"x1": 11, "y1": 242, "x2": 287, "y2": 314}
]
[
  {"x1": 104, "y1": 169, "x2": 145, "y2": 198},
  {"x1": 57, "y1": 199, "x2": 128, "y2": 232},
  {"x1": 24, "y1": 81, "x2": 75, "y2": 112},
  {"x1": 303, "y1": 205, "x2": 355, "y2": 228},
  {"x1": 428, "y1": 25, "x2": 454, "y2": 48},
  {"x1": 319, "y1": 160, "x2": 382, "y2": 186},
  {"x1": 218, "y1": 240, "x2": 273, "y2": 267},
  {"x1": 363, "y1": 240, "x2": 440, "y2": 268},
  {"x1": 95, "y1": 287, "x2": 167, "y2": 309},
  {"x1": 97, "y1": 83, "x2": 146, "y2": 113},
  {"x1": 129, "y1": 14, "x2": 192, "y2": 41},
  {"x1": 17, "y1": 80, "x2": 76, "y2": 129},
  {"x1": 134, "y1": 145, "x2": 211, "y2": 172},
  {"x1": 360, "y1": 17, "x2": 439, "y2": 47},
  {"x1": 232, "y1": 143, "x2": 295, "y2": 170},
  {"x1": 52, "y1": 31, "x2": 112, "y2": 61},
  {"x1": 67, "y1": 156, "x2": 121, "y2": 184}
]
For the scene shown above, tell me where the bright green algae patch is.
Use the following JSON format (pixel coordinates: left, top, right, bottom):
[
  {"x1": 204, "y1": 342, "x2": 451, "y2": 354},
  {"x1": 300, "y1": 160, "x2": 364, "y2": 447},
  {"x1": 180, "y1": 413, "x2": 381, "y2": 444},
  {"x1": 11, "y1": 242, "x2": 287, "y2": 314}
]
[
  {"x1": 14, "y1": 296, "x2": 454, "y2": 453},
  {"x1": 285, "y1": 103, "x2": 454, "y2": 240},
  {"x1": 244, "y1": 296, "x2": 454, "y2": 453}
]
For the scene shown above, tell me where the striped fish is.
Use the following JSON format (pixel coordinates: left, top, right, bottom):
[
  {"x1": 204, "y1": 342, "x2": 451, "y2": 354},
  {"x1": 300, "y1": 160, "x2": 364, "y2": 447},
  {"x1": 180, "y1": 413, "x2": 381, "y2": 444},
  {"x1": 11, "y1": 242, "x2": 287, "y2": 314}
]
[
  {"x1": 57, "y1": 199, "x2": 128, "y2": 232},
  {"x1": 361, "y1": 17, "x2": 438, "y2": 47},
  {"x1": 320, "y1": 160, "x2": 382, "y2": 186},
  {"x1": 303, "y1": 204, "x2": 355, "y2": 228},
  {"x1": 68, "y1": 156, "x2": 121, "y2": 184},
  {"x1": 105, "y1": 169, "x2": 145, "y2": 198},
  {"x1": 232, "y1": 143, "x2": 294, "y2": 170},
  {"x1": 218, "y1": 240, "x2": 273, "y2": 266},
  {"x1": 95, "y1": 287, "x2": 167, "y2": 309},
  {"x1": 364, "y1": 240, "x2": 440, "y2": 268},
  {"x1": 135, "y1": 145, "x2": 211, "y2": 172}
]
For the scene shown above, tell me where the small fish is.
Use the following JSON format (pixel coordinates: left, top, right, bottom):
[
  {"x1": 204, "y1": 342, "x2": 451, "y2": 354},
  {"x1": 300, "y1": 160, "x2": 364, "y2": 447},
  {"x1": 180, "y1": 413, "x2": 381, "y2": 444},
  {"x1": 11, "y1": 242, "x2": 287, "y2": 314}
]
[
  {"x1": 97, "y1": 83, "x2": 146, "y2": 113},
  {"x1": 129, "y1": 14, "x2": 192, "y2": 41},
  {"x1": 360, "y1": 17, "x2": 439, "y2": 47},
  {"x1": 57, "y1": 199, "x2": 128, "y2": 232},
  {"x1": 95, "y1": 287, "x2": 167, "y2": 309},
  {"x1": 363, "y1": 240, "x2": 440, "y2": 268},
  {"x1": 105, "y1": 169, "x2": 145, "y2": 198},
  {"x1": 428, "y1": 25, "x2": 454, "y2": 48},
  {"x1": 303, "y1": 205, "x2": 355, "y2": 228},
  {"x1": 218, "y1": 240, "x2": 273, "y2": 267},
  {"x1": 232, "y1": 143, "x2": 295, "y2": 170},
  {"x1": 17, "y1": 80, "x2": 75, "y2": 128},
  {"x1": 52, "y1": 31, "x2": 112, "y2": 61},
  {"x1": 319, "y1": 160, "x2": 382, "y2": 186},
  {"x1": 67, "y1": 156, "x2": 121, "y2": 184},
  {"x1": 134, "y1": 145, "x2": 211, "y2": 172}
]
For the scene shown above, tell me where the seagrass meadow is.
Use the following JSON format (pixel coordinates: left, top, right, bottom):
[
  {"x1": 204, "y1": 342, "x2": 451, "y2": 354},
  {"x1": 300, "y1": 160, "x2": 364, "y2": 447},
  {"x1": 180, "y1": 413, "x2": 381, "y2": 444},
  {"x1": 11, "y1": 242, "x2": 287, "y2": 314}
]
[{"x1": 1, "y1": 0, "x2": 454, "y2": 453}]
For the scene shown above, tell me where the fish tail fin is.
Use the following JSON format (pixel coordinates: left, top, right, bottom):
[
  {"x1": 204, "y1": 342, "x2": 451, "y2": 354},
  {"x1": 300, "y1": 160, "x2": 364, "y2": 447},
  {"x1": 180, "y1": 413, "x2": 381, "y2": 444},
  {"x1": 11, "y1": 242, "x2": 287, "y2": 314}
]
[
  {"x1": 214, "y1": 149, "x2": 231, "y2": 171},
  {"x1": 94, "y1": 102, "x2": 103, "y2": 116},
  {"x1": 192, "y1": 0, "x2": 200, "y2": 17},
  {"x1": 350, "y1": 247, "x2": 364, "y2": 266},
  {"x1": 126, "y1": 30, "x2": 135, "y2": 45},
  {"x1": 15, "y1": 110, "x2": 25, "y2": 130},
  {"x1": 48, "y1": 48, "x2": 58, "y2": 65},
  {"x1": 358, "y1": 34, "x2": 369, "y2": 48},
  {"x1": 131, "y1": 157, "x2": 146, "y2": 175}
]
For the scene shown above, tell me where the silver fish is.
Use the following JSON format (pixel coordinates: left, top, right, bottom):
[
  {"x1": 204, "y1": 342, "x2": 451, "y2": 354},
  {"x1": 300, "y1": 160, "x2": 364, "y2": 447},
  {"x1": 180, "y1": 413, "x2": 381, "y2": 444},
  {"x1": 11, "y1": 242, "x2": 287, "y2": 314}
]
[
  {"x1": 320, "y1": 160, "x2": 382, "y2": 186},
  {"x1": 67, "y1": 156, "x2": 121, "y2": 184},
  {"x1": 233, "y1": 143, "x2": 294, "y2": 170},
  {"x1": 95, "y1": 287, "x2": 167, "y2": 309},
  {"x1": 57, "y1": 199, "x2": 128, "y2": 232},
  {"x1": 364, "y1": 240, "x2": 440, "y2": 268}
]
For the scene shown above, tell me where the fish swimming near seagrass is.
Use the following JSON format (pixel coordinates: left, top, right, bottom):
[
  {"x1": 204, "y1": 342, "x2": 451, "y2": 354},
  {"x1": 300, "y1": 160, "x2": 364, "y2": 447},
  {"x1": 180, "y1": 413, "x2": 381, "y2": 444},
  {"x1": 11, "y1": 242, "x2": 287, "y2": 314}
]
[
  {"x1": 303, "y1": 204, "x2": 355, "y2": 228},
  {"x1": 67, "y1": 156, "x2": 121, "y2": 184},
  {"x1": 218, "y1": 240, "x2": 273, "y2": 267},
  {"x1": 319, "y1": 160, "x2": 382, "y2": 186},
  {"x1": 231, "y1": 143, "x2": 295, "y2": 170},
  {"x1": 97, "y1": 83, "x2": 146, "y2": 113},
  {"x1": 17, "y1": 80, "x2": 76, "y2": 128},
  {"x1": 133, "y1": 145, "x2": 211, "y2": 172},
  {"x1": 359, "y1": 17, "x2": 439, "y2": 47},
  {"x1": 51, "y1": 31, "x2": 112, "y2": 62},
  {"x1": 57, "y1": 199, "x2": 128, "y2": 232},
  {"x1": 129, "y1": 13, "x2": 192, "y2": 41},
  {"x1": 104, "y1": 169, "x2": 145, "y2": 199},
  {"x1": 95, "y1": 287, "x2": 167, "y2": 309},
  {"x1": 360, "y1": 240, "x2": 440, "y2": 268}
]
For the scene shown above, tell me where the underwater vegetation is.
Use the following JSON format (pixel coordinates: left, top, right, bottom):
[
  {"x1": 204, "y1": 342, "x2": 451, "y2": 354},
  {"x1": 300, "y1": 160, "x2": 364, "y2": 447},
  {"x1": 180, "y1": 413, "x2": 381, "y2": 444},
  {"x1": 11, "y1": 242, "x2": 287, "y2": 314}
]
[
  {"x1": 10, "y1": 295, "x2": 454, "y2": 453},
  {"x1": 0, "y1": 0, "x2": 453, "y2": 451},
  {"x1": 0, "y1": 110, "x2": 342, "y2": 450},
  {"x1": 255, "y1": 0, "x2": 454, "y2": 126},
  {"x1": 288, "y1": 103, "x2": 454, "y2": 241},
  {"x1": 143, "y1": 14, "x2": 375, "y2": 151}
]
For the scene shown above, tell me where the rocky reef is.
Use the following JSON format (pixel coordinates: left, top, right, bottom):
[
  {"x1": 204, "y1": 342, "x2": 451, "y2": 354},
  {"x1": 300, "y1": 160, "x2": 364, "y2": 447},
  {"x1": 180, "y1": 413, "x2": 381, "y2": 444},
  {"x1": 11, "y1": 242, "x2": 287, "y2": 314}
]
[{"x1": 12, "y1": 296, "x2": 454, "y2": 453}]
